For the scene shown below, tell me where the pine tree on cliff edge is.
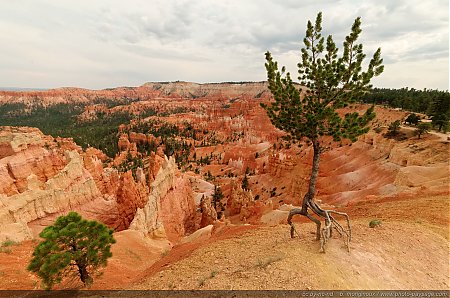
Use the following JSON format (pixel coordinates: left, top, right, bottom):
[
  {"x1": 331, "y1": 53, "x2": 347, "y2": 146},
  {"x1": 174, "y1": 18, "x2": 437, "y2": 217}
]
[{"x1": 262, "y1": 12, "x2": 383, "y2": 252}]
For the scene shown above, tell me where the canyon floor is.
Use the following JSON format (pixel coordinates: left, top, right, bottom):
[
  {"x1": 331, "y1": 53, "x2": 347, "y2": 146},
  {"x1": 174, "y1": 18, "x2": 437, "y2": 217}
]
[{"x1": 1, "y1": 194, "x2": 448, "y2": 290}]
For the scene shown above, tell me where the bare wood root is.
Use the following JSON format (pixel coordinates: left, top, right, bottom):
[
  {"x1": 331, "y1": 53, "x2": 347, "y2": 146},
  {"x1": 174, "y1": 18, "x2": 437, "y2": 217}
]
[
  {"x1": 290, "y1": 222, "x2": 301, "y2": 238},
  {"x1": 327, "y1": 210, "x2": 352, "y2": 242},
  {"x1": 319, "y1": 211, "x2": 332, "y2": 253},
  {"x1": 288, "y1": 202, "x2": 352, "y2": 253},
  {"x1": 287, "y1": 209, "x2": 302, "y2": 239},
  {"x1": 287, "y1": 208, "x2": 321, "y2": 240},
  {"x1": 323, "y1": 210, "x2": 352, "y2": 252}
]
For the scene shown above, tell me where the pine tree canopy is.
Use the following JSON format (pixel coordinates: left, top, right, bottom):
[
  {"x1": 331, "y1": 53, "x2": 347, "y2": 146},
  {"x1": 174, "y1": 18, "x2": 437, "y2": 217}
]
[
  {"x1": 27, "y1": 212, "x2": 116, "y2": 290},
  {"x1": 431, "y1": 92, "x2": 450, "y2": 131},
  {"x1": 262, "y1": 12, "x2": 383, "y2": 145}
]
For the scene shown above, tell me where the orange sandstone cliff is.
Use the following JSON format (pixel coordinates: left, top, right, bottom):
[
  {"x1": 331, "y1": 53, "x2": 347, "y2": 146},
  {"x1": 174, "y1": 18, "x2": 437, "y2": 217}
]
[{"x1": 0, "y1": 126, "x2": 199, "y2": 245}]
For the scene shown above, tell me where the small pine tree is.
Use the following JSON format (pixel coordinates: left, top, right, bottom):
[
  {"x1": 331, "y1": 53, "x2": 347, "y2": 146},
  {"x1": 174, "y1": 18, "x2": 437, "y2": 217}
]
[
  {"x1": 245, "y1": 166, "x2": 251, "y2": 175},
  {"x1": 415, "y1": 122, "x2": 431, "y2": 139},
  {"x1": 212, "y1": 185, "x2": 224, "y2": 210},
  {"x1": 242, "y1": 174, "x2": 249, "y2": 191},
  {"x1": 387, "y1": 120, "x2": 401, "y2": 136},
  {"x1": 28, "y1": 212, "x2": 116, "y2": 289},
  {"x1": 405, "y1": 113, "x2": 420, "y2": 126}
]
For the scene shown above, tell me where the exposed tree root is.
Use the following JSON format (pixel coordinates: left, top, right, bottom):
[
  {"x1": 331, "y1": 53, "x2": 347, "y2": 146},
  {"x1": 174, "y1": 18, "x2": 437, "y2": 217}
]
[{"x1": 287, "y1": 200, "x2": 352, "y2": 253}]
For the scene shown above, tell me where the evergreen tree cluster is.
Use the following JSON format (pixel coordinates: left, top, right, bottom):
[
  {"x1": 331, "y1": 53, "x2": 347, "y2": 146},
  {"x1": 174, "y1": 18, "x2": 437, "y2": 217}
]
[
  {"x1": 430, "y1": 92, "x2": 450, "y2": 132},
  {"x1": 0, "y1": 102, "x2": 134, "y2": 157},
  {"x1": 361, "y1": 87, "x2": 449, "y2": 116},
  {"x1": 0, "y1": 100, "x2": 197, "y2": 158}
]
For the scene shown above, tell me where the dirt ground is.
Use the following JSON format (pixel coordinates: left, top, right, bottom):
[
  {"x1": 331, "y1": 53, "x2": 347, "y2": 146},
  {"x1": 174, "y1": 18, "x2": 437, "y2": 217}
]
[
  {"x1": 132, "y1": 222, "x2": 448, "y2": 290},
  {"x1": 0, "y1": 224, "x2": 256, "y2": 290},
  {"x1": 130, "y1": 196, "x2": 449, "y2": 290}
]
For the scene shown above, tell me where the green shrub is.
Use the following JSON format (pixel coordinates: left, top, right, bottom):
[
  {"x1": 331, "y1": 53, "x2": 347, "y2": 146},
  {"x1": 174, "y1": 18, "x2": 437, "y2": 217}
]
[
  {"x1": 387, "y1": 120, "x2": 401, "y2": 136},
  {"x1": 369, "y1": 219, "x2": 382, "y2": 228},
  {"x1": 1, "y1": 240, "x2": 17, "y2": 247}
]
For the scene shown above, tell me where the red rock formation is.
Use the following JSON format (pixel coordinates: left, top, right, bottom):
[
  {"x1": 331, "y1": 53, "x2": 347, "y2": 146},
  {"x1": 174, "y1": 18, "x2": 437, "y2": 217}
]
[
  {"x1": 114, "y1": 171, "x2": 148, "y2": 230},
  {"x1": 227, "y1": 182, "x2": 255, "y2": 217},
  {"x1": 118, "y1": 134, "x2": 131, "y2": 151},
  {"x1": 199, "y1": 195, "x2": 217, "y2": 228},
  {"x1": 1, "y1": 83, "x2": 447, "y2": 241},
  {"x1": 0, "y1": 86, "x2": 161, "y2": 106},
  {"x1": 0, "y1": 82, "x2": 271, "y2": 107},
  {"x1": 159, "y1": 175, "x2": 198, "y2": 242},
  {"x1": 0, "y1": 127, "x2": 67, "y2": 196},
  {"x1": 0, "y1": 128, "x2": 205, "y2": 245}
]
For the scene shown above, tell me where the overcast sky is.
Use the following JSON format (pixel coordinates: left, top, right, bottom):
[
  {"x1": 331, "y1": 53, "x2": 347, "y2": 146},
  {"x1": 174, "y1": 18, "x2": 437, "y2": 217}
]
[{"x1": 0, "y1": 0, "x2": 448, "y2": 90}]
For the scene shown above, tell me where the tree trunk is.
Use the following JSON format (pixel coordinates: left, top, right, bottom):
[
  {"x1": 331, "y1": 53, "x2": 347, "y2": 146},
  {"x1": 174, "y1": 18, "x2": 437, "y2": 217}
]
[
  {"x1": 287, "y1": 138, "x2": 352, "y2": 252},
  {"x1": 77, "y1": 263, "x2": 92, "y2": 286},
  {"x1": 288, "y1": 138, "x2": 323, "y2": 240},
  {"x1": 302, "y1": 138, "x2": 321, "y2": 210}
]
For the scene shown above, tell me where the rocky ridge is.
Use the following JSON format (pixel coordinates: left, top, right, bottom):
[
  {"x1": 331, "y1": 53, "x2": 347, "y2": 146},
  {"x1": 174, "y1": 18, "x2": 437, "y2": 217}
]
[
  {"x1": 0, "y1": 126, "x2": 200, "y2": 244},
  {"x1": 0, "y1": 81, "x2": 271, "y2": 106}
]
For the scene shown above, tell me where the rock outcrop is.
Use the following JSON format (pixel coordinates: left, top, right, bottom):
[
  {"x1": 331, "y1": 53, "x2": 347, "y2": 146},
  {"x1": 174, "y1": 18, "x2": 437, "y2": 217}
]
[
  {"x1": 227, "y1": 182, "x2": 255, "y2": 219},
  {"x1": 0, "y1": 146, "x2": 103, "y2": 241},
  {"x1": 199, "y1": 195, "x2": 217, "y2": 228},
  {"x1": 160, "y1": 175, "x2": 198, "y2": 241},
  {"x1": 0, "y1": 127, "x2": 199, "y2": 244},
  {"x1": 0, "y1": 82, "x2": 271, "y2": 107},
  {"x1": 128, "y1": 156, "x2": 176, "y2": 239}
]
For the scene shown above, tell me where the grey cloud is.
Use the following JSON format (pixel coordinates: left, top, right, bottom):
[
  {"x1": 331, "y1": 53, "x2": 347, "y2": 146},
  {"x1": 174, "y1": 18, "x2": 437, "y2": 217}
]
[
  {"x1": 358, "y1": 0, "x2": 448, "y2": 39},
  {"x1": 400, "y1": 41, "x2": 449, "y2": 62},
  {"x1": 117, "y1": 42, "x2": 211, "y2": 63},
  {"x1": 271, "y1": 0, "x2": 340, "y2": 9},
  {"x1": 0, "y1": 0, "x2": 447, "y2": 90}
]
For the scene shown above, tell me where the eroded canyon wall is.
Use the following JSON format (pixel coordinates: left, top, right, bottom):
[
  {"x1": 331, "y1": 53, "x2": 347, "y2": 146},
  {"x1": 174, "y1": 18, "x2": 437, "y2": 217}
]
[{"x1": 0, "y1": 127, "x2": 198, "y2": 243}]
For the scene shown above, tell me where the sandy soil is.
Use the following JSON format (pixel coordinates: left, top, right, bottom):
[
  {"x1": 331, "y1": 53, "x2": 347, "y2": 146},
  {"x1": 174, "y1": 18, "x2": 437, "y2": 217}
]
[
  {"x1": 0, "y1": 225, "x2": 256, "y2": 290},
  {"x1": 401, "y1": 125, "x2": 449, "y2": 142}
]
